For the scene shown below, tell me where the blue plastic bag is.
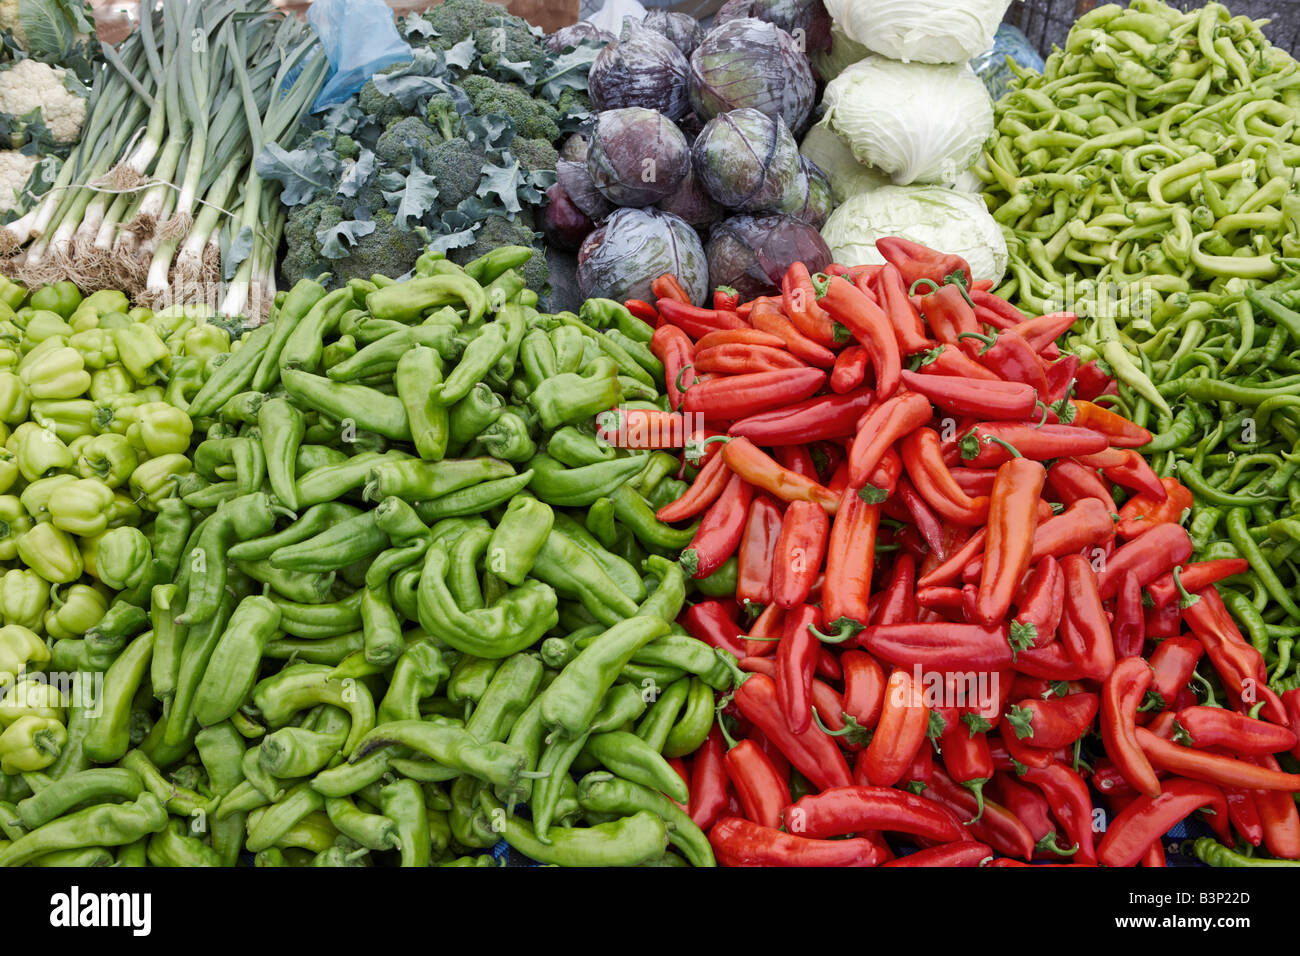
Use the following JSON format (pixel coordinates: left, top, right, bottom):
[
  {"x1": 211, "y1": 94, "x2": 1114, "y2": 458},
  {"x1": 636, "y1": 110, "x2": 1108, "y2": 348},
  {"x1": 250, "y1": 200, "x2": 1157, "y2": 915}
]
[{"x1": 309, "y1": 0, "x2": 414, "y2": 112}]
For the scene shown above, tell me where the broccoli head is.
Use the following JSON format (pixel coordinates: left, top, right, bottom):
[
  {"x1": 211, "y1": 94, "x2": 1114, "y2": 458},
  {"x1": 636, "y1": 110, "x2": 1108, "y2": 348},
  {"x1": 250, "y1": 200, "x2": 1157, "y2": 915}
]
[
  {"x1": 329, "y1": 210, "x2": 424, "y2": 283},
  {"x1": 374, "y1": 116, "x2": 443, "y2": 172},
  {"x1": 283, "y1": 199, "x2": 343, "y2": 288},
  {"x1": 425, "y1": 92, "x2": 462, "y2": 141},
  {"x1": 555, "y1": 87, "x2": 590, "y2": 120},
  {"x1": 509, "y1": 136, "x2": 557, "y2": 175},
  {"x1": 425, "y1": 137, "x2": 489, "y2": 209},
  {"x1": 357, "y1": 66, "x2": 408, "y2": 129},
  {"x1": 450, "y1": 215, "x2": 548, "y2": 296},
  {"x1": 333, "y1": 134, "x2": 360, "y2": 162},
  {"x1": 457, "y1": 74, "x2": 559, "y2": 142},
  {"x1": 422, "y1": 0, "x2": 546, "y2": 69}
]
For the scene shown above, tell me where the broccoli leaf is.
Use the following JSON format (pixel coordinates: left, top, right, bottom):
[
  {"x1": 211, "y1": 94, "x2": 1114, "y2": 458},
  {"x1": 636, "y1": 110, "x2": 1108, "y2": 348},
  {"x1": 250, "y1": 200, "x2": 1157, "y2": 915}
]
[
  {"x1": 492, "y1": 56, "x2": 540, "y2": 87},
  {"x1": 256, "y1": 138, "x2": 341, "y2": 207},
  {"x1": 373, "y1": 71, "x2": 460, "y2": 111},
  {"x1": 383, "y1": 165, "x2": 439, "y2": 229},
  {"x1": 518, "y1": 167, "x2": 555, "y2": 206},
  {"x1": 223, "y1": 226, "x2": 254, "y2": 281},
  {"x1": 427, "y1": 224, "x2": 479, "y2": 255},
  {"x1": 337, "y1": 149, "x2": 377, "y2": 199},
  {"x1": 444, "y1": 37, "x2": 477, "y2": 71},
  {"x1": 476, "y1": 160, "x2": 526, "y2": 215},
  {"x1": 317, "y1": 219, "x2": 377, "y2": 259},
  {"x1": 14, "y1": 109, "x2": 57, "y2": 158},
  {"x1": 319, "y1": 100, "x2": 366, "y2": 138},
  {"x1": 538, "y1": 44, "x2": 603, "y2": 102},
  {"x1": 463, "y1": 113, "x2": 515, "y2": 152},
  {"x1": 403, "y1": 15, "x2": 436, "y2": 40}
]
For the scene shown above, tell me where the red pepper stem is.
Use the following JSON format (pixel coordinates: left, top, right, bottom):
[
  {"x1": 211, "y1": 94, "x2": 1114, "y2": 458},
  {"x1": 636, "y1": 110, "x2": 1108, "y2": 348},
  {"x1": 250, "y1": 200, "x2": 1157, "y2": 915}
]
[
  {"x1": 1033, "y1": 401, "x2": 1050, "y2": 427},
  {"x1": 808, "y1": 619, "x2": 864, "y2": 644},
  {"x1": 1172, "y1": 566, "x2": 1201, "y2": 609},
  {"x1": 965, "y1": 778, "x2": 988, "y2": 823},
  {"x1": 984, "y1": 436, "x2": 1024, "y2": 459},
  {"x1": 675, "y1": 364, "x2": 698, "y2": 394},
  {"x1": 909, "y1": 278, "x2": 940, "y2": 296},
  {"x1": 1036, "y1": 833, "x2": 1081, "y2": 857},
  {"x1": 957, "y1": 331, "x2": 997, "y2": 353},
  {"x1": 714, "y1": 647, "x2": 751, "y2": 690}
]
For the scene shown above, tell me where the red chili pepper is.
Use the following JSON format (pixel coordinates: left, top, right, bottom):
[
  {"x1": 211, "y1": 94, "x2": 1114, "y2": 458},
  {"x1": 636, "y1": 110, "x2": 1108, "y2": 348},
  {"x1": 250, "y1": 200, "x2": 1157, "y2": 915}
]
[
  {"x1": 850, "y1": 395, "x2": 934, "y2": 492},
  {"x1": 625, "y1": 299, "x2": 660, "y2": 324},
  {"x1": 1063, "y1": 400, "x2": 1154, "y2": 448},
  {"x1": 916, "y1": 344, "x2": 1003, "y2": 384},
  {"x1": 900, "y1": 370, "x2": 1037, "y2": 420},
  {"x1": 650, "y1": 325, "x2": 695, "y2": 412},
  {"x1": 917, "y1": 282, "x2": 980, "y2": 347},
  {"x1": 1223, "y1": 786, "x2": 1265, "y2": 848},
  {"x1": 814, "y1": 274, "x2": 902, "y2": 399},
  {"x1": 970, "y1": 288, "x2": 1029, "y2": 327},
  {"x1": 830, "y1": 345, "x2": 869, "y2": 393},
  {"x1": 689, "y1": 727, "x2": 730, "y2": 830},
  {"x1": 882, "y1": 843, "x2": 992, "y2": 867},
  {"x1": 1072, "y1": 447, "x2": 1166, "y2": 500},
  {"x1": 708, "y1": 816, "x2": 885, "y2": 867},
  {"x1": 774, "y1": 444, "x2": 818, "y2": 480},
  {"x1": 1074, "y1": 359, "x2": 1115, "y2": 401},
  {"x1": 748, "y1": 297, "x2": 837, "y2": 368},
  {"x1": 1095, "y1": 522, "x2": 1193, "y2": 600},
  {"x1": 994, "y1": 772, "x2": 1079, "y2": 857},
  {"x1": 1181, "y1": 585, "x2": 1288, "y2": 724},
  {"x1": 820, "y1": 481, "x2": 881, "y2": 640},
  {"x1": 857, "y1": 668, "x2": 931, "y2": 787},
  {"x1": 877, "y1": 237, "x2": 974, "y2": 290},
  {"x1": 739, "y1": 655, "x2": 855, "y2": 741},
  {"x1": 683, "y1": 367, "x2": 826, "y2": 422},
  {"x1": 902, "y1": 427, "x2": 991, "y2": 527},
  {"x1": 862, "y1": 623, "x2": 1015, "y2": 671},
  {"x1": 723, "y1": 739, "x2": 789, "y2": 829},
  {"x1": 1248, "y1": 754, "x2": 1300, "y2": 859},
  {"x1": 651, "y1": 273, "x2": 693, "y2": 304},
  {"x1": 745, "y1": 602, "x2": 783, "y2": 658},
  {"x1": 974, "y1": 456, "x2": 1047, "y2": 627},
  {"x1": 937, "y1": 709, "x2": 994, "y2": 820},
  {"x1": 693, "y1": 343, "x2": 807, "y2": 375},
  {"x1": 1026, "y1": 497, "x2": 1118, "y2": 567},
  {"x1": 1137, "y1": 728, "x2": 1300, "y2": 791},
  {"x1": 695, "y1": 329, "x2": 785, "y2": 352},
  {"x1": 1043, "y1": 354, "x2": 1078, "y2": 403},
  {"x1": 712, "y1": 286, "x2": 740, "y2": 312},
  {"x1": 1009, "y1": 309, "x2": 1074, "y2": 356},
  {"x1": 1017, "y1": 761, "x2": 1098, "y2": 864},
  {"x1": 922, "y1": 768, "x2": 1035, "y2": 860},
  {"x1": 733, "y1": 672, "x2": 853, "y2": 791},
  {"x1": 729, "y1": 389, "x2": 873, "y2": 447},
  {"x1": 657, "y1": 297, "x2": 749, "y2": 338},
  {"x1": 875, "y1": 263, "x2": 932, "y2": 354},
  {"x1": 1101, "y1": 658, "x2": 1162, "y2": 798},
  {"x1": 1284, "y1": 690, "x2": 1300, "y2": 761},
  {"x1": 721, "y1": 437, "x2": 840, "y2": 514},
  {"x1": 873, "y1": 552, "x2": 918, "y2": 626},
  {"x1": 1056, "y1": 554, "x2": 1118, "y2": 682},
  {"x1": 656, "y1": 451, "x2": 728, "y2": 523},
  {"x1": 997, "y1": 726, "x2": 1060, "y2": 769},
  {"x1": 918, "y1": 528, "x2": 988, "y2": 589},
  {"x1": 950, "y1": 469, "x2": 998, "y2": 499},
  {"x1": 596, "y1": 408, "x2": 687, "y2": 450},
  {"x1": 1138, "y1": 638, "x2": 1200, "y2": 719},
  {"x1": 1145, "y1": 600, "x2": 1183, "y2": 639},
  {"x1": 782, "y1": 262, "x2": 840, "y2": 348},
  {"x1": 1116, "y1": 477, "x2": 1195, "y2": 540},
  {"x1": 1046, "y1": 460, "x2": 1114, "y2": 507},
  {"x1": 681, "y1": 470, "x2": 753, "y2": 579},
  {"x1": 771, "y1": 503, "x2": 828, "y2": 610},
  {"x1": 1175, "y1": 706, "x2": 1299, "y2": 755},
  {"x1": 1005, "y1": 692, "x2": 1099, "y2": 750},
  {"x1": 1011, "y1": 557, "x2": 1064, "y2": 650},
  {"x1": 679, "y1": 600, "x2": 748, "y2": 660},
  {"x1": 915, "y1": 585, "x2": 964, "y2": 613},
  {"x1": 957, "y1": 423, "x2": 1111, "y2": 467},
  {"x1": 1097, "y1": 779, "x2": 1230, "y2": 867},
  {"x1": 841, "y1": 651, "x2": 886, "y2": 733},
  {"x1": 1112, "y1": 571, "x2": 1145, "y2": 659},
  {"x1": 958, "y1": 328, "x2": 1050, "y2": 397},
  {"x1": 736, "y1": 495, "x2": 781, "y2": 611},
  {"x1": 785, "y1": 785, "x2": 969, "y2": 843}
]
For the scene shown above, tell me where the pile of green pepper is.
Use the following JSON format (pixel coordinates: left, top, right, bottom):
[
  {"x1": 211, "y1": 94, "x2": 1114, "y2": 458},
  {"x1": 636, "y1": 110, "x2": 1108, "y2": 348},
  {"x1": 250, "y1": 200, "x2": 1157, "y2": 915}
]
[
  {"x1": 979, "y1": 0, "x2": 1300, "y2": 416},
  {"x1": 0, "y1": 273, "x2": 237, "y2": 781},
  {"x1": 0, "y1": 247, "x2": 732, "y2": 867}
]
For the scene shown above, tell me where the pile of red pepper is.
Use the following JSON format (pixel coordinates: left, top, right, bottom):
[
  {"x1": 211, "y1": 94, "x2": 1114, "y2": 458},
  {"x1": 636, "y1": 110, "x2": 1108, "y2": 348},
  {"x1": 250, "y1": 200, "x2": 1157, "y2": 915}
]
[{"x1": 620, "y1": 239, "x2": 1300, "y2": 867}]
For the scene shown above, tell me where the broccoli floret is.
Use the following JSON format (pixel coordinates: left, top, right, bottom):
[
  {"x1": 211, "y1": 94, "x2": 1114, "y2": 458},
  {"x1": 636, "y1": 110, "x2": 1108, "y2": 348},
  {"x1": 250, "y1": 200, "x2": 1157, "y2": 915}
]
[
  {"x1": 424, "y1": 137, "x2": 489, "y2": 208},
  {"x1": 357, "y1": 65, "x2": 408, "y2": 129},
  {"x1": 333, "y1": 134, "x2": 359, "y2": 162},
  {"x1": 555, "y1": 87, "x2": 590, "y2": 120},
  {"x1": 424, "y1": 92, "x2": 461, "y2": 141},
  {"x1": 329, "y1": 210, "x2": 424, "y2": 282},
  {"x1": 457, "y1": 74, "x2": 559, "y2": 142},
  {"x1": 283, "y1": 200, "x2": 343, "y2": 288},
  {"x1": 422, "y1": 0, "x2": 546, "y2": 69},
  {"x1": 510, "y1": 136, "x2": 557, "y2": 175},
  {"x1": 374, "y1": 116, "x2": 442, "y2": 172},
  {"x1": 450, "y1": 216, "x2": 548, "y2": 296}
]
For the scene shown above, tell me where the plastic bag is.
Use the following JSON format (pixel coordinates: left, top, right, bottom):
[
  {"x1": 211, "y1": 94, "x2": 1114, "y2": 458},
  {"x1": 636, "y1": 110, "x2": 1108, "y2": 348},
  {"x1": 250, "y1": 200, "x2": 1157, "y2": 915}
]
[
  {"x1": 971, "y1": 23, "x2": 1045, "y2": 101},
  {"x1": 309, "y1": 0, "x2": 413, "y2": 112},
  {"x1": 588, "y1": 0, "x2": 648, "y2": 35}
]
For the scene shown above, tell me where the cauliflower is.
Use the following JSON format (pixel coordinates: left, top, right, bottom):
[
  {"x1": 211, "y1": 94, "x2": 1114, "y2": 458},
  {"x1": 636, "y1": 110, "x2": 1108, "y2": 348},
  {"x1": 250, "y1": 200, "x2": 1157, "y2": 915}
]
[
  {"x1": 0, "y1": 149, "x2": 35, "y2": 213},
  {"x1": 0, "y1": 0, "x2": 27, "y2": 50},
  {"x1": 0, "y1": 59, "x2": 85, "y2": 143}
]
